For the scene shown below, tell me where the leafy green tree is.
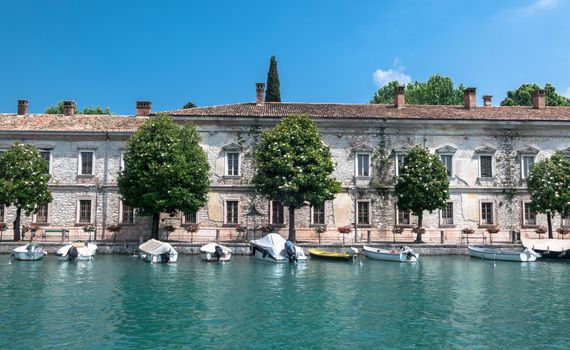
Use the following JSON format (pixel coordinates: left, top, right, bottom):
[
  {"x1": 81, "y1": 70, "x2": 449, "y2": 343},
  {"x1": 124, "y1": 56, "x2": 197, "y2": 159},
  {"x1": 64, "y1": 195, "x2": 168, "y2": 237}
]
[
  {"x1": 253, "y1": 114, "x2": 341, "y2": 242},
  {"x1": 501, "y1": 83, "x2": 570, "y2": 106},
  {"x1": 0, "y1": 143, "x2": 52, "y2": 241},
  {"x1": 182, "y1": 102, "x2": 197, "y2": 109},
  {"x1": 265, "y1": 55, "x2": 281, "y2": 102},
  {"x1": 118, "y1": 114, "x2": 210, "y2": 239},
  {"x1": 527, "y1": 152, "x2": 570, "y2": 239},
  {"x1": 394, "y1": 145, "x2": 449, "y2": 243},
  {"x1": 45, "y1": 101, "x2": 112, "y2": 114},
  {"x1": 370, "y1": 74, "x2": 465, "y2": 105},
  {"x1": 45, "y1": 102, "x2": 65, "y2": 114}
]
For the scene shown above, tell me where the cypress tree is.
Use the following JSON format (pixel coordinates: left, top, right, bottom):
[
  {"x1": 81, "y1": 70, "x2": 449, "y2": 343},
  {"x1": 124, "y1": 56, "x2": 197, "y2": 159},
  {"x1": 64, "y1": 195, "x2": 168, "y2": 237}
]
[{"x1": 265, "y1": 56, "x2": 281, "y2": 102}]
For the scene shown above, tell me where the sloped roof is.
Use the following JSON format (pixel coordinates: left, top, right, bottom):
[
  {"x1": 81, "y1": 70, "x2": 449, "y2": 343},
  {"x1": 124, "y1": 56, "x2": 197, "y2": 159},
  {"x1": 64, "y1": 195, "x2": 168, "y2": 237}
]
[{"x1": 0, "y1": 114, "x2": 144, "y2": 132}]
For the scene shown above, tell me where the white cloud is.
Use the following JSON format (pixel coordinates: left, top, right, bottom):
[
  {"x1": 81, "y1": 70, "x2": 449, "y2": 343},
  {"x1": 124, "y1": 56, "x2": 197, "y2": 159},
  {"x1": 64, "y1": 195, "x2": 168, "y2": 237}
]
[
  {"x1": 516, "y1": 0, "x2": 559, "y2": 15},
  {"x1": 562, "y1": 87, "x2": 570, "y2": 98},
  {"x1": 372, "y1": 59, "x2": 412, "y2": 88}
]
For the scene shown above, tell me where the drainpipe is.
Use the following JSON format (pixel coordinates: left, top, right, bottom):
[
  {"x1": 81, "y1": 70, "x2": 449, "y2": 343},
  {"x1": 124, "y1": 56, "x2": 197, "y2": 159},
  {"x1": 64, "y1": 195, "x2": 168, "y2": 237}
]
[{"x1": 101, "y1": 132, "x2": 110, "y2": 240}]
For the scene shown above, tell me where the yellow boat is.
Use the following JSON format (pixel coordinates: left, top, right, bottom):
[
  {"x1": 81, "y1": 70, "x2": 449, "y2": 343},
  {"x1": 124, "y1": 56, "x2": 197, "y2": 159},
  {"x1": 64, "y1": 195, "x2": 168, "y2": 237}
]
[{"x1": 307, "y1": 248, "x2": 358, "y2": 261}]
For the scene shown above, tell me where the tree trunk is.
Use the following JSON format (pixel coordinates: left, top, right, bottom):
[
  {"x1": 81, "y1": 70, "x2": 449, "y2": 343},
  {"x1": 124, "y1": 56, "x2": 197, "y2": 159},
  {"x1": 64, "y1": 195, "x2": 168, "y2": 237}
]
[
  {"x1": 547, "y1": 212, "x2": 553, "y2": 239},
  {"x1": 13, "y1": 207, "x2": 21, "y2": 241},
  {"x1": 288, "y1": 206, "x2": 296, "y2": 243},
  {"x1": 415, "y1": 213, "x2": 423, "y2": 243},
  {"x1": 151, "y1": 213, "x2": 160, "y2": 240}
]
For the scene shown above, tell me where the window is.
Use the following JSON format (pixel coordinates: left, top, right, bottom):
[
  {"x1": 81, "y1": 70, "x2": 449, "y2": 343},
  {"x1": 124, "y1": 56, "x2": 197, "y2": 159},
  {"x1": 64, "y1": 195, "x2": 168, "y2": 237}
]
[
  {"x1": 78, "y1": 200, "x2": 92, "y2": 223},
  {"x1": 35, "y1": 204, "x2": 48, "y2": 224},
  {"x1": 79, "y1": 151, "x2": 94, "y2": 175},
  {"x1": 397, "y1": 208, "x2": 411, "y2": 225},
  {"x1": 563, "y1": 215, "x2": 570, "y2": 227},
  {"x1": 121, "y1": 202, "x2": 135, "y2": 224},
  {"x1": 440, "y1": 154, "x2": 453, "y2": 177},
  {"x1": 0, "y1": 205, "x2": 4, "y2": 222},
  {"x1": 523, "y1": 203, "x2": 536, "y2": 226},
  {"x1": 356, "y1": 153, "x2": 370, "y2": 177},
  {"x1": 441, "y1": 202, "x2": 454, "y2": 225},
  {"x1": 357, "y1": 201, "x2": 370, "y2": 225},
  {"x1": 396, "y1": 154, "x2": 405, "y2": 176},
  {"x1": 481, "y1": 202, "x2": 494, "y2": 225},
  {"x1": 312, "y1": 204, "x2": 325, "y2": 225},
  {"x1": 120, "y1": 152, "x2": 127, "y2": 172},
  {"x1": 521, "y1": 155, "x2": 535, "y2": 179},
  {"x1": 225, "y1": 152, "x2": 240, "y2": 176},
  {"x1": 39, "y1": 151, "x2": 51, "y2": 174},
  {"x1": 480, "y1": 155, "x2": 493, "y2": 178},
  {"x1": 226, "y1": 201, "x2": 239, "y2": 224},
  {"x1": 271, "y1": 201, "x2": 284, "y2": 225},
  {"x1": 183, "y1": 211, "x2": 197, "y2": 224}
]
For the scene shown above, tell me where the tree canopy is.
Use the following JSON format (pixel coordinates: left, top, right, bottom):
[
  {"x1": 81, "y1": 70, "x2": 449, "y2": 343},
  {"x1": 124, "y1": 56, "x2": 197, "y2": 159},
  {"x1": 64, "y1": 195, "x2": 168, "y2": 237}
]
[
  {"x1": 118, "y1": 114, "x2": 210, "y2": 239},
  {"x1": 182, "y1": 102, "x2": 197, "y2": 109},
  {"x1": 253, "y1": 114, "x2": 341, "y2": 242},
  {"x1": 370, "y1": 74, "x2": 465, "y2": 105},
  {"x1": 45, "y1": 101, "x2": 112, "y2": 114},
  {"x1": 0, "y1": 143, "x2": 52, "y2": 240},
  {"x1": 265, "y1": 55, "x2": 281, "y2": 102},
  {"x1": 527, "y1": 152, "x2": 570, "y2": 238},
  {"x1": 394, "y1": 145, "x2": 449, "y2": 242},
  {"x1": 500, "y1": 83, "x2": 570, "y2": 106}
]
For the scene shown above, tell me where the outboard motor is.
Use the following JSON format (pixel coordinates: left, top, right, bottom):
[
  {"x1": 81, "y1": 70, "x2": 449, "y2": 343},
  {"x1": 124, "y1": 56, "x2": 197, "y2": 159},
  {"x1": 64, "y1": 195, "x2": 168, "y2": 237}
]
[
  {"x1": 67, "y1": 246, "x2": 79, "y2": 261},
  {"x1": 161, "y1": 251, "x2": 171, "y2": 263},
  {"x1": 214, "y1": 245, "x2": 224, "y2": 261},
  {"x1": 284, "y1": 240, "x2": 298, "y2": 262}
]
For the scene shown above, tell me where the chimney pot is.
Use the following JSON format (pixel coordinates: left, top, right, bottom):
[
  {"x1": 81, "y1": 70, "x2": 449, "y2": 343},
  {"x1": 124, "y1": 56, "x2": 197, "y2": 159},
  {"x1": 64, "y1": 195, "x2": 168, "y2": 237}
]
[
  {"x1": 482, "y1": 95, "x2": 492, "y2": 107},
  {"x1": 63, "y1": 100, "x2": 76, "y2": 116},
  {"x1": 136, "y1": 101, "x2": 152, "y2": 116},
  {"x1": 17, "y1": 99, "x2": 29, "y2": 115},
  {"x1": 464, "y1": 87, "x2": 476, "y2": 109},
  {"x1": 394, "y1": 85, "x2": 405, "y2": 109},
  {"x1": 532, "y1": 89, "x2": 546, "y2": 109},
  {"x1": 256, "y1": 82, "x2": 265, "y2": 105}
]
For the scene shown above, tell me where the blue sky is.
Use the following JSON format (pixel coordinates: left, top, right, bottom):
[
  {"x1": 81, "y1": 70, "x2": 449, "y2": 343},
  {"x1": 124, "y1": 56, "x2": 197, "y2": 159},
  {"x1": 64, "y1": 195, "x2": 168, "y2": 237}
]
[{"x1": 1, "y1": 0, "x2": 569, "y2": 114}]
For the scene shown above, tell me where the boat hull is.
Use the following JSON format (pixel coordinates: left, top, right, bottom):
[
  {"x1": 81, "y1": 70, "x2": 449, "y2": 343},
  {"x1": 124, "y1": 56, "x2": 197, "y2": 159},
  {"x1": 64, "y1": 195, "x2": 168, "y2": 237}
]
[
  {"x1": 139, "y1": 252, "x2": 178, "y2": 263},
  {"x1": 468, "y1": 246, "x2": 538, "y2": 262},
  {"x1": 12, "y1": 251, "x2": 45, "y2": 261},
  {"x1": 252, "y1": 247, "x2": 307, "y2": 263},
  {"x1": 363, "y1": 246, "x2": 418, "y2": 262},
  {"x1": 522, "y1": 239, "x2": 570, "y2": 259},
  {"x1": 307, "y1": 249, "x2": 355, "y2": 261},
  {"x1": 201, "y1": 252, "x2": 231, "y2": 262},
  {"x1": 56, "y1": 243, "x2": 97, "y2": 261}
]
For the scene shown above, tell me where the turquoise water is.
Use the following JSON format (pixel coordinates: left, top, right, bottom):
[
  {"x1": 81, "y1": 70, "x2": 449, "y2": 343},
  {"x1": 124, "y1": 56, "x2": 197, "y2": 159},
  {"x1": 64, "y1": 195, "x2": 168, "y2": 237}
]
[{"x1": 0, "y1": 254, "x2": 569, "y2": 350}]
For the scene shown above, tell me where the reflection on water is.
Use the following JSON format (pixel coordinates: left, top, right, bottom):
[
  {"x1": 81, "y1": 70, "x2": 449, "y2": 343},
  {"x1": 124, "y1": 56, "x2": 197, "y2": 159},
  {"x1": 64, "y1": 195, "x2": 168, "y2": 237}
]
[{"x1": 1, "y1": 255, "x2": 570, "y2": 349}]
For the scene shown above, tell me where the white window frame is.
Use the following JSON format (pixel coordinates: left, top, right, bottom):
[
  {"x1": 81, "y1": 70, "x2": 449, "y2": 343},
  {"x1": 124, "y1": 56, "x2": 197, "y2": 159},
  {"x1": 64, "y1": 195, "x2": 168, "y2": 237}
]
[
  {"x1": 76, "y1": 198, "x2": 95, "y2": 224},
  {"x1": 478, "y1": 155, "x2": 494, "y2": 178},
  {"x1": 395, "y1": 153, "x2": 405, "y2": 176},
  {"x1": 440, "y1": 154, "x2": 454, "y2": 178},
  {"x1": 33, "y1": 203, "x2": 50, "y2": 224},
  {"x1": 120, "y1": 151, "x2": 126, "y2": 173},
  {"x1": 355, "y1": 153, "x2": 371, "y2": 178},
  {"x1": 78, "y1": 150, "x2": 96, "y2": 176},
  {"x1": 311, "y1": 203, "x2": 326, "y2": 225},
  {"x1": 396, "y1": 207, "x2": 411, "y2": 226},
  {"x1": 480, "y1": 201, "x2": 495, "y2": 226},
  {"x1": 39, "y1": 150, "x2": 52, "y2": 175},
  {"x1": 357, "y1": 200, "x2": 371, "y2": 225},
  {"x1": 225, "y1": 152, "x2": 241, "y2": 177},
  {"x1": 119, "y1": 201, "x2": 136, "y2": 224},
  {"x1": 522, "y1": 202, "x2": 537, "y2": 226},
  {"x1": 440, "y1": 202, "x2": 454, "y2": 226},
  {"x1": 225, "y1": 200, "x2": 240, "y2": 225},
  {"x1": 521, "y1": 155, "x2": 535, "y2": 180}
]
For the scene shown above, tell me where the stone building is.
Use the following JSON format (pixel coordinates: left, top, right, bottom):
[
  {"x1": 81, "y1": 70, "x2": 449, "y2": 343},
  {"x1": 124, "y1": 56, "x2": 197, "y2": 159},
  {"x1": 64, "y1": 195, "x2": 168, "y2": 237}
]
[{"x1": 1, "y1": 86, "x2": 569, "y2": 243}]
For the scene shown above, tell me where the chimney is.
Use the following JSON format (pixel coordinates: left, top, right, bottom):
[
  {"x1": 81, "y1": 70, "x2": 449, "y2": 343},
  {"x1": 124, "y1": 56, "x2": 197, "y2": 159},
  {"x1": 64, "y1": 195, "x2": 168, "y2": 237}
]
[
  {"x1": 464, "y1": 87, "x2": 476, "y2": 109},
  {"x1": 63, "y1": 100, "x2": 76, "y2": 116},
  {"x1": 17, "y1": 100, "x2": 29, "y2": 115},
  {"x1": 482, "y1": 95, "x2": 492, "y2": 107},
  {"x1": 532, "y1": 90, "x2": 546, "y2": 110},
  {"x1": 256, "y1": 82, "x2": 265, "y2": 105},
  {"x1": 394, "y1": 85, "x2": 405, "y2": 109},
  {"x1": 136, "y1": 101, "x2": 152, "y2": 116}
]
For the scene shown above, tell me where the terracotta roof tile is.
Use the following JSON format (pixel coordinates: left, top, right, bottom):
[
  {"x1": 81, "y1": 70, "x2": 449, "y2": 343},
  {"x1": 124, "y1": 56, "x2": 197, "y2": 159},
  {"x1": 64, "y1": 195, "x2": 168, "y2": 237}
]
[
  {"x1": 160, "y1": 102, "x2": 570, "y2": 122},
  {"x1": 0, "y1": 114, "x2": 145, "y2": 132}
]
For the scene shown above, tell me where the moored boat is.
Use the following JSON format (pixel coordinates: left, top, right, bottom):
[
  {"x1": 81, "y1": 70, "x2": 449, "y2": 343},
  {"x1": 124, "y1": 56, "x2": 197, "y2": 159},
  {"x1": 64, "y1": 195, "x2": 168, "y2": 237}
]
[
  {"x1": 138, "y1": 239, "x2": 178, "y2": 263},
  {"x1": 12, "y1": 244, "x2": 47, "y2": 261},
  {"x1": 363, "y1": 245, "x2": 419, "y2": 262},
  {"x1": 307, "y1": 247, "x2": 358, "y2": 261},
  {"x1": 468, "y1": 245, "x2": 540, "y2": 262},
  {"x1": 56, "y1": 242, "x2": 98, "y2": 261},
  {"x1": 250, "y1": 233, "x2": 307, "y2": 263},
  {"x1": 522, "y1": 238, "x2": 570, "y2": 259},
  {"x1": 200, "y1": 243, "x2": 232, "y2": 262}
]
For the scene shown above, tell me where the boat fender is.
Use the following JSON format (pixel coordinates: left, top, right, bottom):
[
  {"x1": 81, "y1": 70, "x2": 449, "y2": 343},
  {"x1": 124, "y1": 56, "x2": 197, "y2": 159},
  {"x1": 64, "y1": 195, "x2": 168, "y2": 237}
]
[
  {"x1": 67, "y1": 246, "x2": 79, "y2": 261},
  {"x1": 214, "y1": 245, "x2": 224, "y2": 261},
  {"x1": 285, "y1": 241, "x2": 297, "y2": 262}
]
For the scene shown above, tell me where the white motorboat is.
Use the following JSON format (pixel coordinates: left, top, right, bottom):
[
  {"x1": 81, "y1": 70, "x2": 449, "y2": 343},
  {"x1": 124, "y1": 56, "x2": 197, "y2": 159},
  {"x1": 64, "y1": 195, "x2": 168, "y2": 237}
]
[
  {"x1": 522, "y1": 238, "x2": 570, "y2": 259},
  {"x1": 468, "y1": 245, "x2": 540, "y2": 262},
  {"x1": 250, "y1": 233, "x2": 307, "y2": 263},
  {"x1": 56, "y1": 242, "x2": 98, "y2": 261},
  {"x1": 363, "y1": 245, "x2": 419, "y2": 262},
  {"x1": 200, "y1": 243, "x2": 232, "y2": 262},
  {"x1": 12, "y1": 244, "x2": 47, "y2": 261},
  {"x1": 138, "y1": 239, "x2": 178, "y2": 263}
]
